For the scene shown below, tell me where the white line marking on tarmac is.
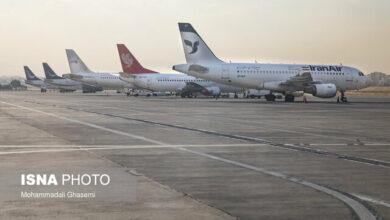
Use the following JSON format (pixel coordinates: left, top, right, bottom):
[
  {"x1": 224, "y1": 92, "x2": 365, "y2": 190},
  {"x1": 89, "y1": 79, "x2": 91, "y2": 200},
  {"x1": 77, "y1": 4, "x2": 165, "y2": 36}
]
[
  {"x1": 179, "y1": 147, "x2": 377, "y2": 220},
  {"x1": 0, "y1": 144, "x2": 267, "y2": 155},
  {"x1": 352, "y1": 194, "x2": 390, "y2": 208},
  {"x1": 0, "y1": 100, "x2": 377, "y2": 220},
  {"x1": 39, "y1": 100, "x2": 373, "y2": 143},
  {"x1": 0, "y1": 144, "x2": 268, "y2": 148},
  {"x1": 0, "y1": 148, "x2": 114, "y2": 155},
  {"x1": 210, "y1": 115, "x2": 371, "y2": 143},
  {"x1": 1, "y1": 101, "x2": 165, "y2": 145},
  {"x1": 7, "y1": 142, "x2": 388, "y2": 147}
]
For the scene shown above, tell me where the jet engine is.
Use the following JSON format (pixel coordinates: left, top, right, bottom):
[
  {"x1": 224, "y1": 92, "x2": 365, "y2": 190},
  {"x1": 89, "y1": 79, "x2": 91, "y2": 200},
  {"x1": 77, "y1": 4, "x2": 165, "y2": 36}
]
[
  {"x1": 203, "y1": 86, "x2": 221, "y2": 96},
  {"x1": 304, "y1": 84, "x2": 337, "y2": 98}
]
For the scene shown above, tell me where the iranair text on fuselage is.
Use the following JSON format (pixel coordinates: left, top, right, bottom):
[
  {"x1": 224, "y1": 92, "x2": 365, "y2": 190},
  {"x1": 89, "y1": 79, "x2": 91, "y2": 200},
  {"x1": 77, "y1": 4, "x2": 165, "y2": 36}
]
[{"x1": 309, "y1": 65, "x2": 342, "y2": 72}]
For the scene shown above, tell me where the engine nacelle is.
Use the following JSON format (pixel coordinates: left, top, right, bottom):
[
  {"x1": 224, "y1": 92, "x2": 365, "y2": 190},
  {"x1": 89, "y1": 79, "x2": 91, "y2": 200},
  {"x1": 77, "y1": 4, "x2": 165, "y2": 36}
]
[
  {"x1": 203, "y1": 86, "x2": 221, "y2": 96},
  {"x1": 304, "y1": 84, "x2": 337, "y2": 98}
]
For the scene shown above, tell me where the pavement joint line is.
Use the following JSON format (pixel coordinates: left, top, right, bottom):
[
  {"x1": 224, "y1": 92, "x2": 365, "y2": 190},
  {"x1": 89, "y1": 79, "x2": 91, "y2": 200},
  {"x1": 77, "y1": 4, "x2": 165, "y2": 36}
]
[
  {"x1": 25, "y1": 100, "x2": 390, "y2": 168},
  {"x1": 79, "y1": 102, "x2": 388, "y2": 144},
  {"x1": 305, "y1": 143, "x2": 390, "y2": 146},
  {"x1": 0, "y1": 100, "x2": 380, "y2": 220},
  {"x1": 210, "y1": 115, "x2": 365, "y2": 143},
  {"x1": 352, "y1": 194, "x2": 390, "y2": 208},
  {"x1": 20, "y1": 99, "x2": 371, "y2": 143}
]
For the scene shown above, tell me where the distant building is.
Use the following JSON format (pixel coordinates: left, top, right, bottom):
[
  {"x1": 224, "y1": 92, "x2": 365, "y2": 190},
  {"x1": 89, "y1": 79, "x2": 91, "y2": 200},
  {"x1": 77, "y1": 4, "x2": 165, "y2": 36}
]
[{"x1": 368, "y1": 72, "x2": 390, "y2": 86}]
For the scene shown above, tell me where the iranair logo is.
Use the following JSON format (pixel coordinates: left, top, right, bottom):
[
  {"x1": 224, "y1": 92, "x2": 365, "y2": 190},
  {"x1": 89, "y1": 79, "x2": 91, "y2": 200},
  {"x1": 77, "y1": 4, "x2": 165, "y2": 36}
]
[
  {"x1": 184, "y1": 40, "x2": 199, "y2": 54},
  {"x1": 121, "y1": 53, "x2": 133, "y2": 68},
  {"x1": 309, "y1": 65, "x2": 342, "y2": 72}
]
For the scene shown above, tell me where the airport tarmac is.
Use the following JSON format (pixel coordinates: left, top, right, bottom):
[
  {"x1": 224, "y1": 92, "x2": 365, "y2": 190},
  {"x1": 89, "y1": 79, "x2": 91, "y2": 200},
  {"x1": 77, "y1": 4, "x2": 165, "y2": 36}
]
[{"x1": 0, "y1": 91, "x2": 389, "y2": 220}]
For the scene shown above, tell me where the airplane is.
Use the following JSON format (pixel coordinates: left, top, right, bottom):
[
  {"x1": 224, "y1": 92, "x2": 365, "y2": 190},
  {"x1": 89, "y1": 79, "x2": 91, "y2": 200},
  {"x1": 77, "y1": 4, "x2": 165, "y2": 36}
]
[
  {"x1": 117, "y1": 44, "x2": 243, "y2": 97},
  {"x1": 43, "y1": 63, "x2": 102, "y2": 93},
  {"x1": 24, "y1": 66, "x2": 59, "y2": 92},
  {"x1": 173, "y1": 23, "x2": 373, "y2": 102},
  {"x1": 63, "y1": 49, "x2": 136, "y2": 91}
]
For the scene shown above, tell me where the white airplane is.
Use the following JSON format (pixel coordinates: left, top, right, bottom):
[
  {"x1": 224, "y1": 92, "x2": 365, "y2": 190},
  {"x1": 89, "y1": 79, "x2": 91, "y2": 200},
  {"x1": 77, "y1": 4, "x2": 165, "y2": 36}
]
[
  {"x1": 118, "y1": 44, "x2": 242, "y2": 97},
  {"x1": 43, "y1": 63, "x2": 102, "y2": 93},
  {"x1": 173, "y1": 23, "x2": 372, "y2": 102},
  {"x1": 63, "y1": 49, "x2": 135, "y2": 90},
  {"x1": 24, "y1": 66, "x2": 59, "y2": 92}
]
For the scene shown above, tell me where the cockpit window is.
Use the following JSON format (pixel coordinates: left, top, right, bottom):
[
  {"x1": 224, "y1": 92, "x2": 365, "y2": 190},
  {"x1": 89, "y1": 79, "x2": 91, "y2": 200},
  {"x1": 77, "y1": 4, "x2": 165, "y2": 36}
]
[{"x1": 358, "y1": 72, "x2": 364, "y2": 76}]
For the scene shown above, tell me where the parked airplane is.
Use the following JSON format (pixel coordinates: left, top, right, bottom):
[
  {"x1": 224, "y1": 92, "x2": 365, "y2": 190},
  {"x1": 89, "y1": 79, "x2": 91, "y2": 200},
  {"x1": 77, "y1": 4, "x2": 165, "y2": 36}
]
[
  {"x1": 173, "y1": 23, "x2": 372, "y2": 102},
  {"x1": 43, "y1": 63, "x2": 102, "y2": 93},
  {"x1": 117, "y1": 44, "x2": 242, "y2": 97},
  {"x1": 24, "y1": 66, "x2": 59, "y2": 92},
  {"x1": 64, "y1": 49, "x2": 135, "y2": 90}
]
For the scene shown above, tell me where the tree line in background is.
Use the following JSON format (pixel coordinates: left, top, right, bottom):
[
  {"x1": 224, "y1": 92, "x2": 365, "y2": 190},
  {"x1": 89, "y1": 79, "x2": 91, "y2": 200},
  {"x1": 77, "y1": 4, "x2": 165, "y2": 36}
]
[{"x1": 0, "y1": 79, "x2": 27, "y2": 91}]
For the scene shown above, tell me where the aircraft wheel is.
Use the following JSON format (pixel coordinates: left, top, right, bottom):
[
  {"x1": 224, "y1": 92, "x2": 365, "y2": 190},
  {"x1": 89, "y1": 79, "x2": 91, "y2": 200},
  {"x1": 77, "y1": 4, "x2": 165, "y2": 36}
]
[
  {"x1": 285, "y1": 94, "x2": 295, "y2": 102},
  {"x1": 265, "y1": 94, "x2": 276, "y2": 101}
]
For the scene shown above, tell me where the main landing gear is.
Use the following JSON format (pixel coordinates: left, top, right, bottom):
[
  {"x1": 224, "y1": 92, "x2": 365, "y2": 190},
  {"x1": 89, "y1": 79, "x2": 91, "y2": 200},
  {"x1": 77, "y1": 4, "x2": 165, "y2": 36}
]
[
  {"x1": 266, "y1": 93, "x2": 294, "y2": 102},
  {"x1": 265, "y1": 94, "x2": 276, "y2": 101},
  {"x1": 284, "y1": 94, "x2": 295, "y2": 102}
]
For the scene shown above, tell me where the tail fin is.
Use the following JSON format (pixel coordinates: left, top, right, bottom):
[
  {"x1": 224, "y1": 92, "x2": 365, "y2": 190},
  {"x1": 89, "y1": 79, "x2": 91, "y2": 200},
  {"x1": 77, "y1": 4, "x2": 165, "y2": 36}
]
[
  {"x1": 117, "y1": 44, "x2": 158, "y2": 74},
  {"x1": 43, "y1": 63, "x2": 62, "y2": 79},
  {"x1": 66, "y1": 49, "x2": 92, "y2": 73},
  {"x1": 24, "y1": 66, "x2": 40, "y2": 80},
  {"x1": 178, "y1": 23, "x2": 223, "y2": 64}
]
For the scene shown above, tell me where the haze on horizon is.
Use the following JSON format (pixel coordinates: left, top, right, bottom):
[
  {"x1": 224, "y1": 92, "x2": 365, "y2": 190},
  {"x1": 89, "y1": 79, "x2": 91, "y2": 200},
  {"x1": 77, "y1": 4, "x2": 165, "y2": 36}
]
[{"x1": 0, "y1": 0, "x2": 389, "y2": 78}]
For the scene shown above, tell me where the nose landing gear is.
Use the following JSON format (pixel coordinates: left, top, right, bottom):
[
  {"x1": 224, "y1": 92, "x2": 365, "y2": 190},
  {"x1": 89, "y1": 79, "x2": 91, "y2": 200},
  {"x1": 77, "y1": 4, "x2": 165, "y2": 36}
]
[{"x1": 340, "y1": 91, "x2": 348, "y2": 102}]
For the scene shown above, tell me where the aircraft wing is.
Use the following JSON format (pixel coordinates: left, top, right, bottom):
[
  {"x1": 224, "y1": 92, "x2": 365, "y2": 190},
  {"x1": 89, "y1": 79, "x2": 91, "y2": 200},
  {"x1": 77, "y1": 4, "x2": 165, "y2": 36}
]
[
  {"x1": 279, "y1": 72, "x2": 323, "y2": 91},
  {"x1": 182, "y1": 82, "x2": 205, "y2": 93}
]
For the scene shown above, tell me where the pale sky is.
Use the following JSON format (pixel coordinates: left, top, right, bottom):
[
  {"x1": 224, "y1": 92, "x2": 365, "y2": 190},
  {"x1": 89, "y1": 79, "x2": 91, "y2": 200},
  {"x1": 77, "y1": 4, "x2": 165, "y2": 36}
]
[{"x1": 0, "y1": 0, "x2": 389, "y2": 78}]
